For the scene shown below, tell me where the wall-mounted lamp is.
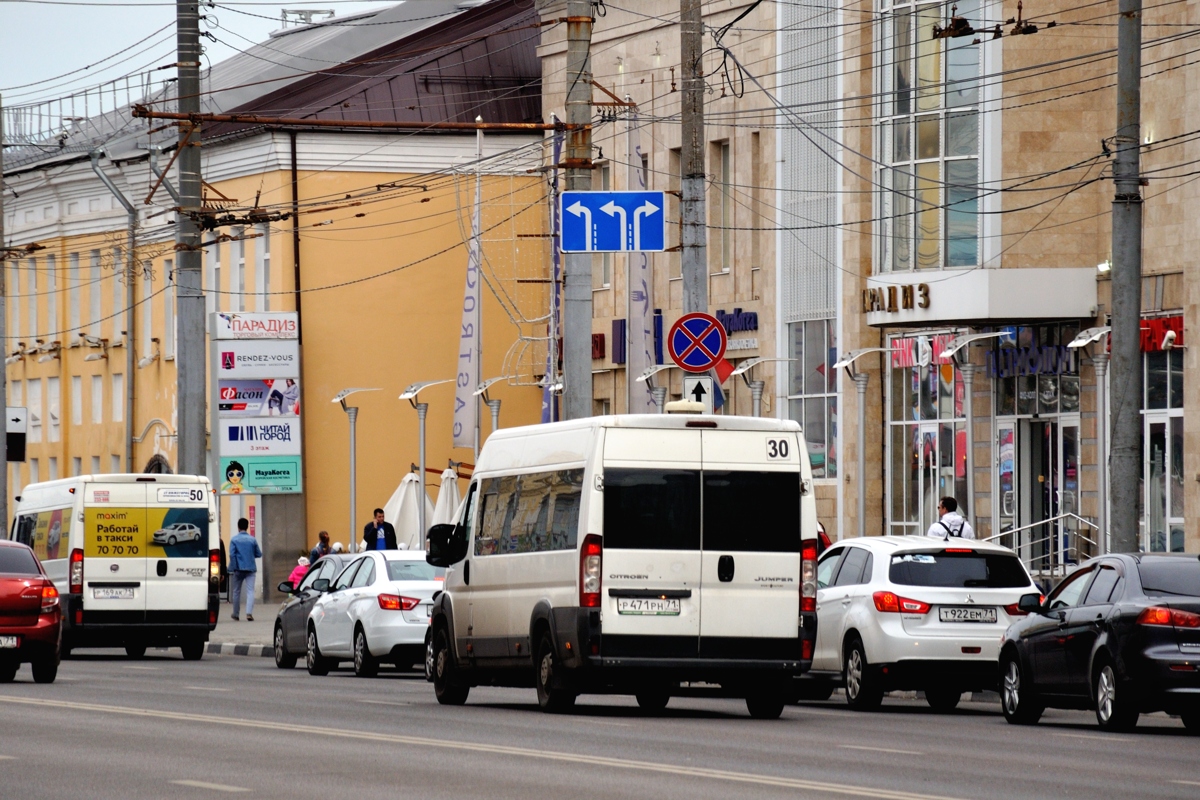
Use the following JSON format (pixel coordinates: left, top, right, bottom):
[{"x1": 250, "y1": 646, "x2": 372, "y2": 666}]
[{"x1": 137, "y1": 338, "x2": 160, "y2": 369}]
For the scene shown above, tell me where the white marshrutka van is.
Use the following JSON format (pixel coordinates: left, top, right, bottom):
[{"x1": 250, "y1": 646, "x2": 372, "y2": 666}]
[
  {"x1": 10, "y1": 474, "x2": 220, "y2": 659},
  {"x1": 427, "y1": 415, "x2": 819, "y2": 718}
]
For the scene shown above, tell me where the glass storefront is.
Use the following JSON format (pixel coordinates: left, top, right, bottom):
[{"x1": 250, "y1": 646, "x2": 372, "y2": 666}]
[{"x1": 1143, "y1": 346, "x2": 1185, "y2": 552}]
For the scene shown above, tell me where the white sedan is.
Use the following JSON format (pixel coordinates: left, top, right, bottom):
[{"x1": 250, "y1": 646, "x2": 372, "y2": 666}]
[
  {"x1": 305, "y1": 551, "x2": 444, "y2": 677},
  {"x1": 797, "y1": 536, "x2": 1040, "y2": 711}
]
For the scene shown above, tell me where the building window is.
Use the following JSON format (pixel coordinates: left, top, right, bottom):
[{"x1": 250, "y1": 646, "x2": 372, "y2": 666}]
[
  {"x1": 668, "y1": 148, "x2": 682, "y2": 279},
  {"x1": 142, "y1": 262, "x2": 153, "y2": 358},
  {"x1": 30, "y1": 459, "x2": 39, "y2": 484},
  {"x1": 89, "y1": 250, "x2": 101, "y2": 337},
  {"x1": 91, "y1": 456, "x2": 101, "y2": 475},
  {"x1": 47, "y1": 377, "x2": 60, "y2": 443},
  {"x1": 110, "y1": 454, "x2": 121, "y2": 474},
  {"x1": 28, "y1": 379, "x2": 42, "y2": 444},
  {"x1": 233, "y1": 229, "x2": 246, "y2": 312},
  {"x1": 91, "y1": 375, "x2": 103, "y2": 424},
  {"x1": 27, "y1": 258, "x2": 38, "y2": 339},
  {"x1": 49, "y1": 457, "x2": 59, "y2": 481},
  {"x1": 164, "y1": 260, "x2": 175, "y2": 359},
  {"x1": 8, "y1": 262, "x2": 19, "y2": 342},
  {"x1": 887, "y1": 334, "x2": 965, "y2": 533},
  {"x1": 1143, "y1": 347, "x2": 1184, "y2": 552},
  {"x1": 72, "y1": 457, "x2": 81, "y2": 478},
  {"x1": 69, "y1": 252, "x2": 81, "y2": 334},
  {"x1": 46, "y1": 255, "x2": 57, "y2": 335},
  {"x1": 787, "y1": 320, "x2": 837, "y2": 478},
  {"x1": 256, "y1": 224, "x2": 271, "y2": 311},
  {"x1": 71, "y1": 375, "x2": 82, "y2": 426},
  {"x1": 715, "y1": 141, "x2": 733, "y2": 273},
  {"x1": 207, "y1": 238, "x2": 221, "y2": 317},
  {"x1": 112, "y1": 374, "x2": 124, "y2": 423},
  {"x1": 878, "y1": 0, "x2": 981, "y2": 272},
  {"x1": 112, "y1": 247, "x2": 125, "y2": 336}
]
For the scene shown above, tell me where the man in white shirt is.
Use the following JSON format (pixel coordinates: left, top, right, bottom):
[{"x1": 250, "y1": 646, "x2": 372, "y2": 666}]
[{"x1": 926, "y1": 496, "x2": 975, "y2": 540}]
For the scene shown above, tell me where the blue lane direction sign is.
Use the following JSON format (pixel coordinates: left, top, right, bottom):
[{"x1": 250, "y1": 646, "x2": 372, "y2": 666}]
[
  {"x1": 561, "y1": 191, "x2": 665, "y2": 253},
  {"x1": 668, "y1": 312, "x2": 727, "y2": 373}
]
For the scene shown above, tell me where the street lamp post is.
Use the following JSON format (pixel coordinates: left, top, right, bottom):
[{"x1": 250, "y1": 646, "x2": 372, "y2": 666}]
[
  {"x1": 475, "y1": 377, "x2": 508, "y2": 439},
  {"x1": 400, "y1": 380, "x2": 453, "y2": 548},
  {"x1": 832, "y1": 348, "x2": 891, "y2": 538},
  {"x1": 1069, "y1": 326, "x2": 1112, "y2": 553},
  {"x1": 333, "y1": 388, "x2": 381, "y2": 549},
  {"x1": 729, "y1": 358, "x2": 799, "y2": 417},
  {"x1": 636, "y1": 364, "x2": 676, "y2": 413}
]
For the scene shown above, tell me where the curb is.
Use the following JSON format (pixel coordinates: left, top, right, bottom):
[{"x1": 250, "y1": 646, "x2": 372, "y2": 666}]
[{"x1": 206, "y1": 642, "x2": 273, "y2": 657}]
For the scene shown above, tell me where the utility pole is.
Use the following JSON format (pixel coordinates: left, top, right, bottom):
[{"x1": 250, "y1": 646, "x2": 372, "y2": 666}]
[
  {"x1": 0, "y1": 96, "x2": 8, "y2": 531},
  {"x1": 562, "y1": 0, "x2": 594, "y2": 420},
  {"x1": 175, "y1": 1, "x2": 206, "y2": 476},
  {"x1": 1108, "y1": 0, "x2": 1142, "y2": 554},
  {"x1": 680, "y1": 0, "x2": 708, "y2": 314}
]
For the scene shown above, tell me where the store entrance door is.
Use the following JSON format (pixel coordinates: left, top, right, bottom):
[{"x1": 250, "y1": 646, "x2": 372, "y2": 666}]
[{"x1": 1002, "y1": 418, "x2": 1081, "y2": 573}]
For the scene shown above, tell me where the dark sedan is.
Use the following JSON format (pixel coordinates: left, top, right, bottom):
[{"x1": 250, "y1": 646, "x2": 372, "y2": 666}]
[
  {"x1": 273, "y1": 554, "x2": 355, "y2": 669},
  {"x1": 999, "y1": 553, "x2": 1200, "y2": 733},
  {"x1": 0, "y1": 541, "x2": 62, "y2": 683}
]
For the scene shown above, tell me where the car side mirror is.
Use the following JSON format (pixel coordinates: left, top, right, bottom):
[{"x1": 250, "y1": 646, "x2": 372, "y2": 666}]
[
  {"x1": 427, "y1": 523, "x2": 467, "y2": 568},
  {"x1": 312, "y1": 578, "x2": 331, "y2": 593},
  {"x1": 277, "y1": 581, "x2": 294, "y2": 594},
  {"x1": 1018, "y1": 592, "x2": 1045, "y2": 614}
]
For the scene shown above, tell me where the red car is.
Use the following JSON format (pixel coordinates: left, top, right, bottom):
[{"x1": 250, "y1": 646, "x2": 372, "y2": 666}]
[{"x1": 0, "y1": 540, "x2": 61, "y2": 683}]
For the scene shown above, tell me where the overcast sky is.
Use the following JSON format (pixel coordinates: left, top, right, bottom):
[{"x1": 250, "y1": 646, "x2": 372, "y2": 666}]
[{"x1": 1, "y1": 0, "x2": 395, "y2": 107}]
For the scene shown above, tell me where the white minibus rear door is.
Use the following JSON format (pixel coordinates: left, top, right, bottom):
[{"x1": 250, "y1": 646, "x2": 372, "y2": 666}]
[
  {"x1": 83, "y1": 483, "x2": 149, "y2": 618},
  {"x1": 144, "y1": 485, "x2": 213, "y2": 613},
  {"x1": 600, "y1": 428, "x2": 702, "y2": 658},
  {"x1": 698, "y1": 430, "x2": 803, "y2": 660}
]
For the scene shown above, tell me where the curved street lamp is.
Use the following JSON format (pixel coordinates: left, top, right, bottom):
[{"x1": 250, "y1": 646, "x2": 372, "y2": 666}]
[
  {"x1": 332, "y1": 388, "x2": 381, "y2": 548},
  {"x1": 400, "y1": 380, "x2": 454, "y2": 547},
  {"x1": 831, "y1": 348, "x2": 891, "y2": 538}
]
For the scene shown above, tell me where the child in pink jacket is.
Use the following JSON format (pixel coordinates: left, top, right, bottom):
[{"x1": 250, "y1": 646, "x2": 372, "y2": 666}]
[{"x1": 287, "y1": 556, "x2": 310, "y2": 588}]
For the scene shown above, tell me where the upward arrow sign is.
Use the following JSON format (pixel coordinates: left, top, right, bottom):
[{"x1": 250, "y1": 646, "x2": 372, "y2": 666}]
[{"x1": 690, "y1": 382, "x2": 707, "y2": 403}]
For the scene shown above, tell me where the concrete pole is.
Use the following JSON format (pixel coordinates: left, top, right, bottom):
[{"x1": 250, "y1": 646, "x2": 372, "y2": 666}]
[
  {"x1": 680, "y1": 0, "x2": 708, "y2": 314},
  {"x1": 960, "y1": 362, "x2": 977, "y2": 532},
  {"x1": 346, "y1": 406, "x2": 358, "y2": 548},
  {"x1": 487, "y1": 399, "x2": 501, "y2": 434},
  {"x1": 750, "y1": 380, "x2": 765, "y2": 418},
  {"x1": 175, "y1": 0, "x2": 206, "y2": 475},
  {"x1": 417, "y1": 402, "x2": 428, "y2": 547},
  {"x1": 0, "y1": 96, "x2": 7, "y2": 529},
  {"x1": 474, "y1": 124, "x2": 483, "y2": 461},
  {"x1": 652, "y1": 385, "x2": 667, "y2": 413},
  {"x1": 562, "y1": 0, "x2": 593, "y2": 419},
  {"x1": 854, "y1": 372, "x2": 869, "y2": 538},
  {"x1": 1093, "y1": 352, "x2": 1110, "y2": 553},
  {"x1": 1108, "y1": 0, "x2": 1143, "y2": 554}
]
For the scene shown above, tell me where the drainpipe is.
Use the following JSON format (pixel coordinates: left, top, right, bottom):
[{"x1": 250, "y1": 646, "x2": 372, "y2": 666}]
[{"x1": 89, "y1": 151, "x2": 137, "y2": 472}]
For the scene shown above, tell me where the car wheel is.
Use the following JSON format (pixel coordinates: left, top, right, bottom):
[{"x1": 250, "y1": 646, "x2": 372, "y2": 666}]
[
  {"x1": 167, "y1": 535, "x2": 177, "y2": 546},
  {"x1": 181, "y1": 638, "x2": 204, "y2": 661},
  {"x1": 843, "y1": 636, "x2": 883, "y2": 711},
  {"x1": 274, "y1": 624, "x2": 297, "y2": 669},
  {"x1": 31, "y1": 652, "x2": 58, "y2": 684},
  {"x1": 125, "y1": 643, "x2": 147, "y2": 659},
  {"x1": 925, "y1": 686, "x2": 962, "y2": 712},
  {"x1": 0, "y1": 660, "x2": 17, "y2": 683},
  {"x1": 424, "y1": 633, "x2": 434, "y2": 682},
  {"x1": 306, "y1": 628, "x2": 331, "y2": 676},
  {"x1": 353, "y1": 627, "x2": 379, "y2": 678},
  {"x1": 745, "y1": 686, "x2": 787, "y2": 720},
  {"x1": 432, "y1": 628, "x2": 469, "y2": 705},
  {"x1": 1000, "y1": 652, "x2": 1043, "y2": 725},
  {"x1": 1094, "y1": 662, "x2": 1138, "y2": 732},
  {"x1": 535, "y1": 633, "x2": 576, "y2": 713},
  {"x1": 635, "y1": 690, "x2": 671, "y2": 713},
  {"x1": 1181, "y1": 710, "x2": 1200, "y2": 734},
  {"x1": 794, "y1": 680, "x2": 836, "y2": 702}
]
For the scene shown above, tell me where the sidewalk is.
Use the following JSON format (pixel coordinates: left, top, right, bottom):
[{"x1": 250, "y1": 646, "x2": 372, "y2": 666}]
[{"x1": 205, "y1": 598, "x2": 277, "y2": 657}]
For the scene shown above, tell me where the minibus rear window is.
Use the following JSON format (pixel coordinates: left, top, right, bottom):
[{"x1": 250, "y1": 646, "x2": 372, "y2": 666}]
[
  {"x1": 604, "y1": 469, "x2": 700, "y2": 550},
  {"x1": 703, "y1": 471, "x2": 801, "y2": 553}
]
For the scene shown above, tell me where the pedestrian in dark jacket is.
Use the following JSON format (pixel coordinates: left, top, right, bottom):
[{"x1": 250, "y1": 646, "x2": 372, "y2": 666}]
[
  {"x1": 310, "y1": 530, "x2": 331, "y2": 563},
  {"x1": 362, "y1": 508, "x2": 397, "y2": 551},
  {"x1": 228, "y1": 518, "x2": 262, "y2": 621}
]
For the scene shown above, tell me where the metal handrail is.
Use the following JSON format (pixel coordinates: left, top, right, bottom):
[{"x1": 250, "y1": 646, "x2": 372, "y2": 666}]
[{"x1": 983, "y1": 513, "x2": 1100, "y2": 546}]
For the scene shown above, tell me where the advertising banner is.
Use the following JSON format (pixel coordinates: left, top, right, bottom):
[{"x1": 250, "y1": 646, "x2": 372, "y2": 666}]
[
  {"x1": 84, "y1": 506, "x2": 209, "y2": 559},
  {"x1": 220, "y1": 456, "x2": 303, "y2": 495},
  {"x1": 219, "y1": 379, "x2": 301, "y2": 417},
  {"x1": 214, "y1": 312, "x2": 299, "y2": 340},
  {"x1": 218, "y1": 418, "x2": 302, "y2": 457},
  {"x1": 217, "y1": 339, "x2": 300, "y2": 379}
]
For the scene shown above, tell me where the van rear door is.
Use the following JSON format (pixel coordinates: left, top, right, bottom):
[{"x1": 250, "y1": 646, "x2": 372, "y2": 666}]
[
  {"x1": 600, "y1": 428, "x2": 702, "y2": 659},
  {"x1": 698, "y1": 430, "x2": 802, "y2": 660},
  {"x1": 144, "y1": 485, "x2": 212, "y2": 614},
  {"x1": 83, "y1": 483, "x2": 149, "y2": 619}
]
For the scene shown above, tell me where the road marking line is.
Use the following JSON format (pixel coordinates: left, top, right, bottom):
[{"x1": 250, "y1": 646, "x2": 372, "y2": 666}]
[
  {"x1": 124, "y1": 666, "x2": 159, "y2": 671},
  {"x1": 1170, "y1": 780, "x2": 1200, "y2": 787},
  {"x1": 839, "y1": 745, "x2": 925, "y2": 756},
  {"x1": 170, "y1": 780, "x2": 250, "y2": 793},
  {"x1": 0, "y1": 696, "x2": 967, "y2": 800},
  {"x1": 587, "y1": 719, "x2": 632, "y2": 727},
  {"x1": 1051, "y1": 732, "x2": 1121, "y2": 742},
  {"x1": 183, "y1": 686, "x2": 232, "y2": 692},
  {"x1": 0, "y1": 755, "x2": 15, "y2": 760},
  {"x1": 358, "y1": 699, "x2": 412, "y2": 706}
]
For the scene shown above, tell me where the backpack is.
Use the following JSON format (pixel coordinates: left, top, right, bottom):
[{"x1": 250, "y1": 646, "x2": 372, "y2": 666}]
[{"x1": 938, "y1": 519, "x2": 963, "y2": 538}]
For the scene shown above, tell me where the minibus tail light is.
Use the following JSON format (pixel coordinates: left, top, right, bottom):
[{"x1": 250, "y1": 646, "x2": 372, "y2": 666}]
[
  {"x1": 208, "y1": 549, "x2": 221, "y2": 589},
  {"x1": 800, "y1": 539, "x2": 817, "y2": 613},
  {"x1": 69, "y1": 549, "x2": 84, "y2": 595},
  {"x1": 580, "y1": 534, "x2": 602, "y2": 608}
]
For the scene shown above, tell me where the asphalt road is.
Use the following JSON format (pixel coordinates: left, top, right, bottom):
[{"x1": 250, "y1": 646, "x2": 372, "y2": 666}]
[{"x1": 0, "y1": 651, "x2": 1196, "y2": 800}]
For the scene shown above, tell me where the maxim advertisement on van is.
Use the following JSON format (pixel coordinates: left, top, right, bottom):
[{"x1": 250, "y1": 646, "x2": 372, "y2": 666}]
[{"x1": 84, "y1": 508, "x2": 209, "y2": 559}]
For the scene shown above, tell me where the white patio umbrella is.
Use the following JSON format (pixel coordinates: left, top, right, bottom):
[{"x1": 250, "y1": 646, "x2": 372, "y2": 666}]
[
  {"x1": 381, "y1": 473, "x2": 434, "y2": 551},
  {"x1": 430, "y1": 468, "x2": 463, "y2": 529}
]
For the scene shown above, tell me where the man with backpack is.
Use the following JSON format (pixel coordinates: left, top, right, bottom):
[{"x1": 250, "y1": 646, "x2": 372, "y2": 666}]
[{"x1": 926, "y1": 496, "x2": 975, "y2": 540}]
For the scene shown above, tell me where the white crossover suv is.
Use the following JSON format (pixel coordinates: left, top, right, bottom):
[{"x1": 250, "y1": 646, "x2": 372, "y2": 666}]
[
  {"x1": 798, "y1": 536, "x2": 1039, "y2": 711},
  {"x1": 306, "y1": 551, "x2": 445, "y2": 677}
]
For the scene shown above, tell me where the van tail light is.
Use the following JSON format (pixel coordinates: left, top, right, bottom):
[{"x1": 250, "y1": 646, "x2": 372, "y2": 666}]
[
  {"x1": 41, "y1": 583, "x2": 60, "y2": 614},
  {"x1": 800, "y1": 539, "x2": 818, "y2": 613},
  {"x1": 69, "y1": 549, "x2": 84, "y2": 595},
  {"x1": 873, "y1": 591, "x2": 930, "y2": 614},
  {"x1": 1138, "y1": 606, "x2": 1200, "y2": 629},
  {"x1": 209, "y1": 549, "x2": 221, "y2": 589},
  {"x1": 378, "y1": 594, "x2": 420, "y2": 611},
  {"x1": 580, "y1": 534, "x2": 602, "y2": 608}
]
